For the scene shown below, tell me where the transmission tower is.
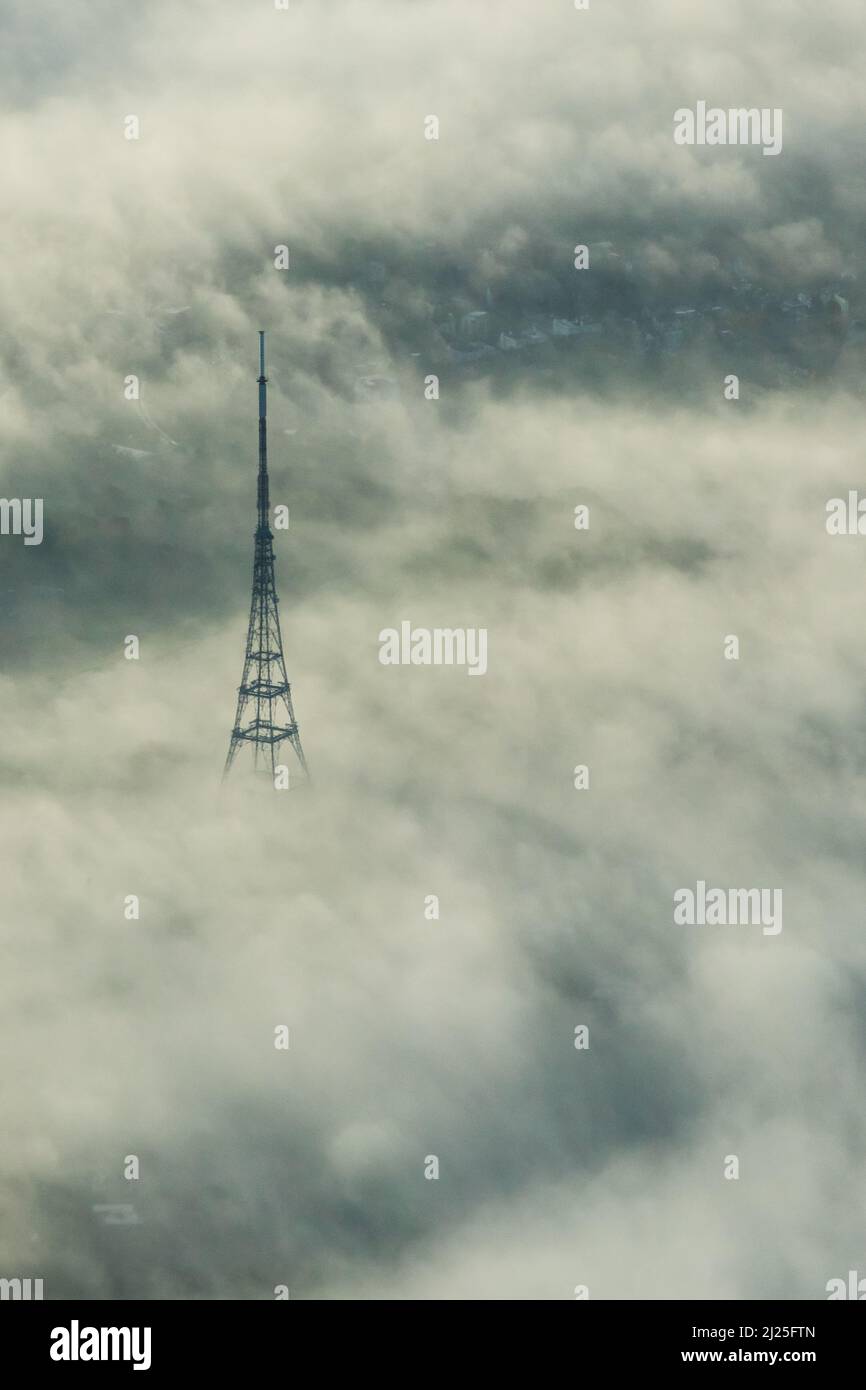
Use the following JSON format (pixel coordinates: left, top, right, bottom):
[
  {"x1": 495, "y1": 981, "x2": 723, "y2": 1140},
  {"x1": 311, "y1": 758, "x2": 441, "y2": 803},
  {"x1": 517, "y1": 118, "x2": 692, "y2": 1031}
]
[{"x1": 223, "y1": 332, "x2": 309, "y2": 783}]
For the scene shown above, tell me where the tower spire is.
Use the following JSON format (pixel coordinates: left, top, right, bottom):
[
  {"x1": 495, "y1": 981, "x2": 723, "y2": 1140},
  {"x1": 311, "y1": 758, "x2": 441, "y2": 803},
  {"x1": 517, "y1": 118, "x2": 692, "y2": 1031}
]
[
  {"x1": 257, "y1": 330, "x2": 269, "y2": 534},
  {"x1": 223, "y1": 333, "x2": 309, "y2": 784}
]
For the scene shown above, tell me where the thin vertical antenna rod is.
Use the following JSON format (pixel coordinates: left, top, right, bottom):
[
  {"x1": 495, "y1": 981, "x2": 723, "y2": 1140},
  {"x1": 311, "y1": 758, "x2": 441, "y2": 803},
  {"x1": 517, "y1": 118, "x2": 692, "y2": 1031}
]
[{"x1": 257, "y1": 329, "x2": 269, "y2": 536}]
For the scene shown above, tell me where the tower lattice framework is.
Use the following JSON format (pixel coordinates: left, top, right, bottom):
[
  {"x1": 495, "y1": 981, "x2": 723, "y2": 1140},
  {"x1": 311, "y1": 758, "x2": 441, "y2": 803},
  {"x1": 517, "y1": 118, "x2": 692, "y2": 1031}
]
[{"x1": 223, "y1": 332, "x2": 309, "y2": 782}]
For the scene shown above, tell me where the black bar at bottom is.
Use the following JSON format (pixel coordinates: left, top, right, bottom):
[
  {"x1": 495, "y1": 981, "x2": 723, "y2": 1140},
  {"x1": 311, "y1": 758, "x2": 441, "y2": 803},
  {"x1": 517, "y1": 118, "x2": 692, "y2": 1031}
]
[{"x1": 0, "y1": 1298, "x2": 862, "y2": 1375}]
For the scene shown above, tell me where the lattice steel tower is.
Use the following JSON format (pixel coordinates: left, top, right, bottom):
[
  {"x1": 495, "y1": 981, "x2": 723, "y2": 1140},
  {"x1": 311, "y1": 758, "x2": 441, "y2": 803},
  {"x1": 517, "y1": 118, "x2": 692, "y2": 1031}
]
[{"x1": 223, "y1": 332, "x2": 309, "y2": 782}]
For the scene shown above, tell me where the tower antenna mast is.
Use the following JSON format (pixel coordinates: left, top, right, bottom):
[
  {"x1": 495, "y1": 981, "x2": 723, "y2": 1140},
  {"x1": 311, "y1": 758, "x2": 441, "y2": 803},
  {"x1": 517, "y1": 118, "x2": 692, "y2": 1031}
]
[{"x1": 223, "y1": 332, "x2": 309, "y2": 783}]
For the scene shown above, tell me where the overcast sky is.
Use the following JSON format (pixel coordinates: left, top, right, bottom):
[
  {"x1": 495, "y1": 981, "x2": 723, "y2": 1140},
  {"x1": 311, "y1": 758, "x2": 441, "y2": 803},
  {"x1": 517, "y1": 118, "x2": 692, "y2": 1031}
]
[{"x1": 1, "y1": 0, "x2": 865, "y2": 1299}]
